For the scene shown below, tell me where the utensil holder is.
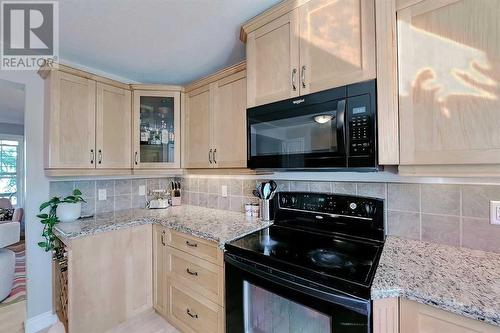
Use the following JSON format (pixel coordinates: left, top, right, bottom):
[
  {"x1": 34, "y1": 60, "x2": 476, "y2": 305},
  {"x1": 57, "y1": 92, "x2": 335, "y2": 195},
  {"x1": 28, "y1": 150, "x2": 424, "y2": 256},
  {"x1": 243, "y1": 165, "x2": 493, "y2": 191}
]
[{"x1": 259, "y1": 199, "x2": 273, "y2": 221}]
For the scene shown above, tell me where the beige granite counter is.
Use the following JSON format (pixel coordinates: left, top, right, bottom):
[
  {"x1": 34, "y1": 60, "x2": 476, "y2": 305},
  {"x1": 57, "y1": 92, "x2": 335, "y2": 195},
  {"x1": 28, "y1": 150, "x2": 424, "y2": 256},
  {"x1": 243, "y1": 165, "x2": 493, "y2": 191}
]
[
  {"x1": 53, "y1": 205, "x2": 272, "y2": 248},
  {"x1": 372, "y1": 236, "x2": 500, "y2": 327}
]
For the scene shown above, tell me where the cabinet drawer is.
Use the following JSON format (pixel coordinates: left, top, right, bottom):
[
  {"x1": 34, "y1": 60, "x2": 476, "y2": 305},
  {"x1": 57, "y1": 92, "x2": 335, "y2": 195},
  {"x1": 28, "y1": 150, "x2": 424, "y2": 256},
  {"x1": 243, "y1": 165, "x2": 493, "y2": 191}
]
[
  {"x1": 166, "y1": 246, "x2": 224, "y2": 306},
  {"x1": 167, "y1": 281, "x2": 224, "y2": 333},
  {"x1": 166, "y1": 230, "x2": 222, "y2": 265}
]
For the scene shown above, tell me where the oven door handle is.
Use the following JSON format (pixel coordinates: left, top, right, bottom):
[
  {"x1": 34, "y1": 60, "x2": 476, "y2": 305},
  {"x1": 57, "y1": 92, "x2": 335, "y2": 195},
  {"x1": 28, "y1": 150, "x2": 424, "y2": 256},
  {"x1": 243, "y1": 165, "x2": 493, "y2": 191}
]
[
  {"x1": 336, "y1": 99, "x2": 347, "y2": 155},
  {"x1": 225, "y1": 253, "x2": 369, "y2": 316}
]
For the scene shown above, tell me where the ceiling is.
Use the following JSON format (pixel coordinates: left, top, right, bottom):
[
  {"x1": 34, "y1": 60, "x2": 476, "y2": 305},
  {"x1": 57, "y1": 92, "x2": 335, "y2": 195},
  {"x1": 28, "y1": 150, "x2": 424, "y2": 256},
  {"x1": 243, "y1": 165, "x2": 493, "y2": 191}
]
[
  {"x1": 59, "y1": 0, "x2": 281, "y2": 84},
  {"x1": 0, "y1": 79, "x2": 25, "y2": 125}
]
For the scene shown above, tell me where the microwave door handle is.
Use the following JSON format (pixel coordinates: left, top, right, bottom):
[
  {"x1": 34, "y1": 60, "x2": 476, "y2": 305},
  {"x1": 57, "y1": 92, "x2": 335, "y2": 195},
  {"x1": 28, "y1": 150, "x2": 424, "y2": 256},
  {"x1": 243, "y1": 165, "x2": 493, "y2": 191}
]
[{"x1": 336, "y1": 99, "x2": 347, "y2": 155}]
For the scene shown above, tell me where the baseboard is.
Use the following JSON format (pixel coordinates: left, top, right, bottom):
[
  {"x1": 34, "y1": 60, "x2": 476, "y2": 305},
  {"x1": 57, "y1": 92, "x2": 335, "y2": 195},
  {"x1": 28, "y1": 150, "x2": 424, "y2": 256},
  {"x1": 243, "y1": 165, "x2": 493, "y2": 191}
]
[{"x1": 25, "y1": 311, "x2": 57, "y2": 333}]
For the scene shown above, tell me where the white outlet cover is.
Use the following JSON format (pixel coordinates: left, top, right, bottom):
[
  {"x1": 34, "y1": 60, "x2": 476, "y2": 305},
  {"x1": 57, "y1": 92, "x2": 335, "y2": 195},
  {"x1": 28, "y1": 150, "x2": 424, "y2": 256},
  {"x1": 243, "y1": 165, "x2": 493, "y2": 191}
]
[
  {"x1": 98, "y1": 189, "x2": 107, "y2": 201},
  {"x1": 221, "y1": 185, "x2": 228, "y2": 198},
  {"x1": 490, "y1": 200, "x2": 500, "y2": 225},
  {"x1": 139, "y1": 185, "x2": 146, "y2": 196}
]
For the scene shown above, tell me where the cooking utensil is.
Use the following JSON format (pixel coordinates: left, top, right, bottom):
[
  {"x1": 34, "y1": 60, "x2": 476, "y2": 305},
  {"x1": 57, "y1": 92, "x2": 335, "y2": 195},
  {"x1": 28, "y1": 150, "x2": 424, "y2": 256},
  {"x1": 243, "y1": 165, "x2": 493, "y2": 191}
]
[
  {"x1": 252, "y1": 189, "x2": 261, "y2": 198},
  {"x1": 263, "y1": 183, "x2": 271, "y2": 199}
]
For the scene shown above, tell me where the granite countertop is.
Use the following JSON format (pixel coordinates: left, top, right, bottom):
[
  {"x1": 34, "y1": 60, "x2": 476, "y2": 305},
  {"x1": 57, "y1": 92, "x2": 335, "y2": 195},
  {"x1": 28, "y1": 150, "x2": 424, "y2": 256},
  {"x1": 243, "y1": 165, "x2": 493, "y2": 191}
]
[
  {"x1": 53, "y1": 205, "x2": 272, "y2": 248},
  {"x1": 372, "y1": 236, "x2": 500, "y2": 327}
]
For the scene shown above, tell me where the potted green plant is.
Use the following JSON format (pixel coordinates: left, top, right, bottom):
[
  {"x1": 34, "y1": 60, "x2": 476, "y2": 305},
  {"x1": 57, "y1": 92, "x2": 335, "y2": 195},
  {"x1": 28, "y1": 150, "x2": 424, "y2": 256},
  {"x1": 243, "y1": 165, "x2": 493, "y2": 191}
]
[{"x1": 37, "y1": 189, "x2": 86, "y2": 252}]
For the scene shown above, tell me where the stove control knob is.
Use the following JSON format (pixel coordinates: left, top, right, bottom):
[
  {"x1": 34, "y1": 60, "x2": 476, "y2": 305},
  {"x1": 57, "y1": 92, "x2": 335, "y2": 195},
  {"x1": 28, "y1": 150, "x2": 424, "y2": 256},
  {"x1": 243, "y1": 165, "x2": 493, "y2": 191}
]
[
  {"x1": 281, "y1": 196, "x2": 287, "y2": 205},
  {"x1": 349, "y1": 202, "x2": 357, "y2": 210}
]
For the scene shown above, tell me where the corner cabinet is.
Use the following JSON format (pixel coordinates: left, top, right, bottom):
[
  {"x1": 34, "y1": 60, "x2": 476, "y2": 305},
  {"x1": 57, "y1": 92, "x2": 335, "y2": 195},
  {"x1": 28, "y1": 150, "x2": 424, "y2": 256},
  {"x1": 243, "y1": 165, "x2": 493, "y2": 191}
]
[
  {"x1": 184, "y1": 63, "x2": 247, "y2": 169},
  {"x1": 132, "y1": 88, "x2": 182, "y2": 169},
  {"x1": 243, "y1": 0, "x2": 376, "y2": 108},
  {"x1": 42, "y1": 67, "x2": 132, "y2": 175}
]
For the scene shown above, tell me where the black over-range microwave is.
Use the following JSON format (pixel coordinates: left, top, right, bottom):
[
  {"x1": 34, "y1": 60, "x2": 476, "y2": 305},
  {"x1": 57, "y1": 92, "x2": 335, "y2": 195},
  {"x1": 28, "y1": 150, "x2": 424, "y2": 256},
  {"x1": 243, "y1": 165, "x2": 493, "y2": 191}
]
[{"x1": 247, "y1": 80, "x2": 377, "y2": 170}]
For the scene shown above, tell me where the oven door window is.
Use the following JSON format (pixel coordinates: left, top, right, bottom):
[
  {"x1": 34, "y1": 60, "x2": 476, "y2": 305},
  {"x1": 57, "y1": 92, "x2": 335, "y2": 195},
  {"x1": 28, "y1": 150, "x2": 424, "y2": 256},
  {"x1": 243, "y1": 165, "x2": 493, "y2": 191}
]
[
  {"x1": 244, "y1": 281, "x2": 331, "y2": 333},
  {"x1": 248, "y1": 100, "x2": 345, "y2": 158},
  {"x1": 225, "y1": 259, "x2": 369, "y2": 333}
]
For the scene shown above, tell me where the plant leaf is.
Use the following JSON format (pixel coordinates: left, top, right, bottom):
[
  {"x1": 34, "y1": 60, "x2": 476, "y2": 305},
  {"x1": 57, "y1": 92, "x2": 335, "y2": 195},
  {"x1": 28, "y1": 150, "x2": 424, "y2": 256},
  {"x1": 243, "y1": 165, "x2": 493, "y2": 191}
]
[
  {"x1": 73, "y1": 188, "x2": 82, "y2": 196},
  {"x1": 39, "y1": 202, "x2": 51, "y2": 211},
  {"x1": 37, "y1": 213, "x2": 48, "y2": 219}
]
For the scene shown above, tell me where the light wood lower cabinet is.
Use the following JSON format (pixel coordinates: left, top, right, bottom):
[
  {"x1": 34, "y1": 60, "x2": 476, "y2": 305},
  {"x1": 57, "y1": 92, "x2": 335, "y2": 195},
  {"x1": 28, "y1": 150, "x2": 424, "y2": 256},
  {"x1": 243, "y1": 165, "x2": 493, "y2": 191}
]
[
  {"x1": 373, "y1": 298, "x2": 500, "y2": 333},
  {"x1": 55, "y1": 225, "x2": 153, "y2": 333},
  {"x1": 166, "y1": 280, "x2": 224, "y2": 333},
  {"x1": 154, "y1": 226, "x2": 225, "y2": 333}
]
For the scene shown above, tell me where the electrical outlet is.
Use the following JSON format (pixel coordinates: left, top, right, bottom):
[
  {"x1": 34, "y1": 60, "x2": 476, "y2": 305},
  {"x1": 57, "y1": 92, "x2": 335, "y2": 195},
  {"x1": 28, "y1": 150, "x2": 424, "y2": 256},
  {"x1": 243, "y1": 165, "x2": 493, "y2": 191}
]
[
  {"x1": 221, "y1": 185, "x2": 228, "y2": 198},
  {"x1": 98, "y1": 189, "x2": 107, "y2": 201},
  {"x1": 490, "y1": 201, "x2": 500, "y2": 225},
  {"x1": 139, "y1": 185, "x2": 146, "y2": 196}
]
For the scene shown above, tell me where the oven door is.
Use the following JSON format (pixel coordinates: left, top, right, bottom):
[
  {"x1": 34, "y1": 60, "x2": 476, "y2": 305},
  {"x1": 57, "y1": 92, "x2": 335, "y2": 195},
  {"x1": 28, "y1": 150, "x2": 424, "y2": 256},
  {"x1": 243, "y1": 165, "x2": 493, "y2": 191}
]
[
  {"x1": 247, "y1": 92, "x2": 347, "y2": 169},
  {"x1": 225, "y1": 253, "x2": 371, "y2": 333}
]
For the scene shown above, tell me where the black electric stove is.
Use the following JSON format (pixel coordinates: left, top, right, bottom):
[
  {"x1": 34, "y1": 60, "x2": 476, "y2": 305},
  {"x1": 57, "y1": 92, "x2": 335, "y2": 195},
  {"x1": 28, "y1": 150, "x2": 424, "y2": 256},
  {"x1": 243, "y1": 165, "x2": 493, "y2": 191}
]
[{"x1": 225, "y1": 192, "x2": 385, "y2": 333}]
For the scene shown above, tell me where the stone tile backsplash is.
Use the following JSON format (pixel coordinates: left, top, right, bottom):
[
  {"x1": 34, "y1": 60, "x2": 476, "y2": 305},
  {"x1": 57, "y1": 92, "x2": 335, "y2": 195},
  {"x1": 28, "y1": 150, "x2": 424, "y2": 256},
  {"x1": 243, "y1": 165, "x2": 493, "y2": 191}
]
[
  {"x1": 50, "y1": 176, "x2": 500, "y2": 253},
  {"x1": 49, "y1": 177, "x2": 180, "y2": 215},
  {"x1": 183, "y1": 178, "x2": 500, "y2": 253}
]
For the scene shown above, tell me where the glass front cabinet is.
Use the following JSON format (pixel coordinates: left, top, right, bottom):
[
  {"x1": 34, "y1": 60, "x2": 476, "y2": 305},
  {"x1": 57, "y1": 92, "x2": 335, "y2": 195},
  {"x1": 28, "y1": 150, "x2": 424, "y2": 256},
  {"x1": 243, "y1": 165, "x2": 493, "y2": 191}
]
[{"x1": 133, "y1": 89, "x2": 181, "y2": 169}]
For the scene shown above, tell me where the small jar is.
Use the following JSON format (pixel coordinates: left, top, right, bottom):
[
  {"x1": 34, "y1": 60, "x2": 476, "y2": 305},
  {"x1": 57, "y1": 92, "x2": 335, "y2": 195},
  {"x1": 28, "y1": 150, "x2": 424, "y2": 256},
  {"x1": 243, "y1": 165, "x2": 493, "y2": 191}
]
[
  {"x1": 251, "y1": 203, "x2": 260, "y2": 217},
  {"x1": 244, "y1": 203, "x2": 253, "y2": 217}
]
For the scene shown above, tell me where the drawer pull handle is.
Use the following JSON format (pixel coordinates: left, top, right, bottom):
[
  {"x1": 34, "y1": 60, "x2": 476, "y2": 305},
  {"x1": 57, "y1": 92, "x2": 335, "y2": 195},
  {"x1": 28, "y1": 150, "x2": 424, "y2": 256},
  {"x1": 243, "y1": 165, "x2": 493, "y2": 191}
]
[
  {"x1": 186, "y1": 308, "x2": 198, "y2": 319},
  {"x1": 186, "y1": 268, "x2": 198, "y2": 276},
  {"x1": 161, "y1": 230, "x2": 166, "y2": 246},
  {"x1": 185, "y1": 241, "x2": 198, "y2": 248}
]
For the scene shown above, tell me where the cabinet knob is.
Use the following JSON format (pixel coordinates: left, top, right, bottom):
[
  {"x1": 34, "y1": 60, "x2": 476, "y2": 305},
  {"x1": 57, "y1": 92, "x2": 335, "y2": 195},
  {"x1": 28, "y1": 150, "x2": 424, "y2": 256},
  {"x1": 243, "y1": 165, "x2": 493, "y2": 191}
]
[
  {"x1": 98, "y1": 149, "x2": 102, "y2": 164},
  {"x1": 90, "y1": 149, "x2": 94, "y2": 164},
  {"x1": 186, "y1": 268, "x2": 198, "y2": 276},
  {"x1": 209, "y1": 149, "x2": 213, "y2": 164},
  {"x1": 185, "y1": 240, "x2": 198, "y2": 248},
  {"x1": 213, "y1": 149, "x2": 217, "y2": 164},
  {"x1": 291, "y1": 68, "x2": 297, "y2": 91},
  {"x1": 134, "y1": 152, "x2": 138, "y2": 165}
]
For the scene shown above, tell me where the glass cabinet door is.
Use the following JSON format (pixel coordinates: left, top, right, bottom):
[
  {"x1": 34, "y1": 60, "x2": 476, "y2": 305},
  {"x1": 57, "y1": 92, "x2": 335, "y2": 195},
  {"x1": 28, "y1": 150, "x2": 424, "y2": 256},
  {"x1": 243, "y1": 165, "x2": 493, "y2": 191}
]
[{"x1": 133, "y1": 90, "x2": 181, "y2": 168}]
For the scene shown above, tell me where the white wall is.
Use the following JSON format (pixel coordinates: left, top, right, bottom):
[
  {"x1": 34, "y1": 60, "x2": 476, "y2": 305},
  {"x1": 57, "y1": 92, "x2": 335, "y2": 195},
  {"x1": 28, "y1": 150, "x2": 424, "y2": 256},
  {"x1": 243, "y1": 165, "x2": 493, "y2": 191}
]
[{"x1": 0, "y1": 71, "x2": 52, "y2": 321}]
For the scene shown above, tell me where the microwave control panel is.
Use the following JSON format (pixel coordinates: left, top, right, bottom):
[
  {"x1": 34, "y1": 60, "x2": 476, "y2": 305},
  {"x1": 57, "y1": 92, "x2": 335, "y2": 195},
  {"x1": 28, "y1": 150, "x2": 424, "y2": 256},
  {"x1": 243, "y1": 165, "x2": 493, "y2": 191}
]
[{"x1": 347, "y1": 94, "x2": 373, "y2": 156}]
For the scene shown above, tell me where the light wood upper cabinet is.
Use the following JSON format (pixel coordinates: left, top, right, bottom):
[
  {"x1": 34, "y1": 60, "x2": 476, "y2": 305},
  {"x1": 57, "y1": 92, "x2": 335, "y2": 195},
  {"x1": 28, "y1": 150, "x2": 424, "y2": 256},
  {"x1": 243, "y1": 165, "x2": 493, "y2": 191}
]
[
  {"x1": 184, "y1": 63, "x2": 247, "y2": 169},
  {"x1": 397, "y1": 0, "x2": 500, "y2": 173},
  {"x1": 185, "y1": 86, "x2": 212, "y2": 169},
  {"x1": 45, "y1": 71, "x2": 96, "y2": 169},
  {"x1": 96, "y1": 83, "x2": 132, "y2": 169},
  {"x1": 246, "y1": 10, "x2": 300, "y2": 108},
  {"x1": 132, "y1": 89, "x2": 181, "y2": 169},
  {"x1": 299, "y1": 0, "x2": 375, "y2": 95},
  {"x1": 212, "y1": 70, "x2": 247, "y2": 168},
  {"x1": 243, "y1": 0, "x2": 376, "y2": 107}
]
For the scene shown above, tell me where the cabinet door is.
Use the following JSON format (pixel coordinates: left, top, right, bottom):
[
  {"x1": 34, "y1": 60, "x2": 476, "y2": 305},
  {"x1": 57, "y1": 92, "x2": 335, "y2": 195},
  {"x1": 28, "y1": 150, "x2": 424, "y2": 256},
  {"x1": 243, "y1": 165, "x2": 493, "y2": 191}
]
[
  {"x1": 246, "y1": 9, "x2": 300, "y2": 108},
  {"x1": 213, "y1": 70, "x2": 247, "y2": 168},
  {"x1": 400, "y1": 299, "x2": 500, "y2": 333},
  {"x1": 299, "y1": 0, "x2": 376, "y2": 95},
  {"x1": 133, "y1": 90, "x2": 181, "y2": 169},
  {"x1": 153, "y1": 225, "x2": 168, "y2": 318},
  {"x1": 185, "y1": 86, "x2": 212, "y2": 168},
  {"x1": 398, "y1": 0, "x2": 500, "y2": 166},
  {"x1": 47, "y1": 71, "x2": 96, "y2": 168},
  {"x1": 96, "y1": 83, "x2": 132, "y2": 169}
]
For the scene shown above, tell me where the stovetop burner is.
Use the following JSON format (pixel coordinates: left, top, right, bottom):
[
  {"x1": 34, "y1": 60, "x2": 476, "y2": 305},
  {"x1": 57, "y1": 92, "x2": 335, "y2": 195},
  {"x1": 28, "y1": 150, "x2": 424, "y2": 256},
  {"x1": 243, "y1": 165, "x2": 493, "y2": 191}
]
[
  {"x1": 226, "y1": 225, "x2": 382, "y2": 287},
  {"x1": 225, "y1": 192, "x2": 385, "y2": 299}
]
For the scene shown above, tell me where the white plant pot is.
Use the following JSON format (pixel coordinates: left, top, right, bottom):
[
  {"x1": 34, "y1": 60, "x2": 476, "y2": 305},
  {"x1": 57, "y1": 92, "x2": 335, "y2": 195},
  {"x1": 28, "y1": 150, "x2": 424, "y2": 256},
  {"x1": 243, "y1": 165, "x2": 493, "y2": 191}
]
[{"x1": 57, "y1": 202, "x2": 82, "y2": 223}]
